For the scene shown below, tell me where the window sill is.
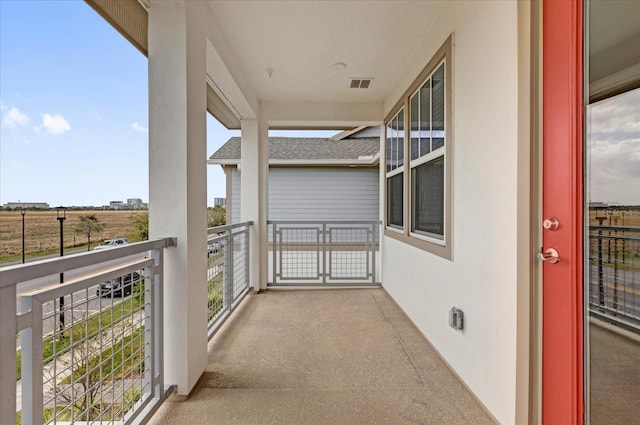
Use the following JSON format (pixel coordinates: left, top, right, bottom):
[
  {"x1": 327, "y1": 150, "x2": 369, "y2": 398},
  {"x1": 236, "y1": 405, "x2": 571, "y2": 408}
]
[
  {"x1": 409, "y1": 231, "x2": 445, "y2": 246},
  {"x1": 384, "y1": 228, "x2": 452, "y2": 260}
]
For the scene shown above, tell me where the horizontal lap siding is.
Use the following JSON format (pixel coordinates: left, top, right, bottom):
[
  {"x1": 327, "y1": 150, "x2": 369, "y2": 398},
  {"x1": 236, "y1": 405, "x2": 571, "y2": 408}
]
[
  {"x1": 268, "y1": 168, "x2": 379, "y2": 221},
  {"x1": 229, "y1": 167, "x2": 379, "y2": 222},
  {"x1": 231, "y1": 167, "x2": 241, "y2": 223}
]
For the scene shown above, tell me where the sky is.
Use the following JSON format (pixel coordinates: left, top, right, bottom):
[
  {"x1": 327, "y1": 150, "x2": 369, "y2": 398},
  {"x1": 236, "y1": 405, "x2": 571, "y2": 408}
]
[
  {"x1": 0, "y1": 1, "x2": 335, "y2": 208},
  {"x1": 587, "y1": 88, "x2": 640, "y2": 206}
]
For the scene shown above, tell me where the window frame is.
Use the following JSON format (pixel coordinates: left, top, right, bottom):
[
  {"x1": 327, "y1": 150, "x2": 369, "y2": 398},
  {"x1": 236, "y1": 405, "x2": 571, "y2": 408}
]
[
  {"x1": 383, "y1": 36, "x2": 452, "y2": 260},
  {"x1": 385, "y1": 108, "x2": 406, "y2": 232},
  {"x1": 409, "y1": 60, "x2": 446, "y2": 243}
]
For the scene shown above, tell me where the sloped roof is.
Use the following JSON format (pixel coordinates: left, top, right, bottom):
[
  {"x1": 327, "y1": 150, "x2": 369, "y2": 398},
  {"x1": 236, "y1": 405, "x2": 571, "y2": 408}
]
[{"x1": 209, "y1": 137, "x2": 380, "y2": 164}]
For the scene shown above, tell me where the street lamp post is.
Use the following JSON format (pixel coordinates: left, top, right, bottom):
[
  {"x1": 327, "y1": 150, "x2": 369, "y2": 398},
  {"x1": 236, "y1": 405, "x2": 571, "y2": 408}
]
[
  {"x1": 57, "y1": 207, "x2": 67, "y2": 340},
  {"x1": 20, "y1": 208, "x2": 26, "y2": 263}
]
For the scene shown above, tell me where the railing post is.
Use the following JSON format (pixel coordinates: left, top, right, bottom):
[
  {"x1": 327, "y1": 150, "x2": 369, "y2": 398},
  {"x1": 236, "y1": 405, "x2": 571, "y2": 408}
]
[
  {"x1": 371, "y1": 223, "x2": 376, "y2": 285},
  {"x1": 225, "y1": 230, "x2": 233, "y2": 312},
  {"x1": 245, "y1": 227, "x2": 250, "y2": 292},
  {"x1": 613, "y1": 238, "x2": 618, "y2": 310},
  {"x1": 144, "y1": 251, "x2": 155, "y2": 399},
  {"x1": 598, "y1": 229, "x2": 604, "y2": 307},
  {"x1": 0, "y1": 285, "x2": 17, "y2": 425},
  {"x1": 322, "y1": 223, "x2": 327, "y2": 284},
  {"x1": 273, "y1": 223, "x2": 282, "y2": 285},
  {"x1": 154, "y1": 246, "x2": 165, "y2": 401},
  {"x1": 272, "y1": 223, "x2": 278, "y2": 285},
  {"x1": 20, "y1": 295, "x2": 44, "y2": 425}
]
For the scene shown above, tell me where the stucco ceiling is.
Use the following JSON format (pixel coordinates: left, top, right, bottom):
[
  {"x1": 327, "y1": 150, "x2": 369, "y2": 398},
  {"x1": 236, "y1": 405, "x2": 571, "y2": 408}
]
[
  {"x1": 207, "y1": 1, "x2": 446, "y2": 104},
  {"x1": 589, "y1": 0, "x2": 640, "y2": 83}
]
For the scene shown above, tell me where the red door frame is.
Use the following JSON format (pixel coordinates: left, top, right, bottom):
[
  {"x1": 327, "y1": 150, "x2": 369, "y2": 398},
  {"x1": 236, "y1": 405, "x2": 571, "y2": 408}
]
[{"x1": 542, "y1": 0, "x2": 584, "y2": 424}]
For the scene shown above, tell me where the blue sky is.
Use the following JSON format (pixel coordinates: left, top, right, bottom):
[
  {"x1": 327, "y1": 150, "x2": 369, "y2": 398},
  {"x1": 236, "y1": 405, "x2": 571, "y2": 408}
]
[{"x1": 1, "y1": 1, "x2": 335, "y2": 208}]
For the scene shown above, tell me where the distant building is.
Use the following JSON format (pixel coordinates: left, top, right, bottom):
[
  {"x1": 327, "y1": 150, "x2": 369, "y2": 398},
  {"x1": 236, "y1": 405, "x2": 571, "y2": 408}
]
[
  {"x1": 108, "y1": 199, "x2": 147, "y2": 210},
  {"x1": 127, "y1": 198, "x2": 144, "y2": 209},
  {"x1": 214, "y1": 198, "x2": 226, "y2": 207},
  {"x1": 3, "y1": 202, "x2": 49, "y2": 210},
  {"x1": 110, "y1": 201, "x2": 126, "y2": 210}
]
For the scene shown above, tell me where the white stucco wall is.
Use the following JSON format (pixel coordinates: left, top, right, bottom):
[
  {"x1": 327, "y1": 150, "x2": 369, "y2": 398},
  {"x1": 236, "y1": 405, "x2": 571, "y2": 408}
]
[{"x1": 381, "y1": 2, "x2": 527, "y2": 424}]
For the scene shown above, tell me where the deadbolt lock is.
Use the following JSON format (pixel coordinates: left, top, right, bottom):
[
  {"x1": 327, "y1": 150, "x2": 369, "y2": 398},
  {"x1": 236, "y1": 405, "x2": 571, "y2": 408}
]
[{"x1": 543, "y1": 217, "x2": 560, "y2": 231}]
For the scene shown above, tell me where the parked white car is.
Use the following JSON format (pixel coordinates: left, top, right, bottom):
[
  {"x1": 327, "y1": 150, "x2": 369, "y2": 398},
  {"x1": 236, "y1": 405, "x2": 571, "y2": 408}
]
[
  {"x1": 207, "y1": 239, "x2": 225, "y2": 257},
  {"x1": 93, "y1": 238, "x2": 129, "y2": 251}
]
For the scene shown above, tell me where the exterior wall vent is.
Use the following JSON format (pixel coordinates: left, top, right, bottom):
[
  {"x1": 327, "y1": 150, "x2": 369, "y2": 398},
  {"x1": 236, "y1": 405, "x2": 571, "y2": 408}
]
[{"x1": 349, "y1": 78, "x2": 373, "y2": 89}]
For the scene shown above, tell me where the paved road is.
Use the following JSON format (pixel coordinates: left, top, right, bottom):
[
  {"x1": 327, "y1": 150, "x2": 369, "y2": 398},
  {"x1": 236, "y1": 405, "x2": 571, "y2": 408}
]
[
  {"x1": 15, "y1": 253, "x2": 143, "y2": 295},
  {"x1": 2, "y1": 246, "x2": 89, "y2": 268}
]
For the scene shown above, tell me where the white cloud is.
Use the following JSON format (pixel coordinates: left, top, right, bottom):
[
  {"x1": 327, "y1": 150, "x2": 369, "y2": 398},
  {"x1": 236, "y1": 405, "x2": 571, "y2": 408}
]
[
  {"x1": 42, "y1": 113, "x2": 71, "y2": 135},
  {"x1": 132, "y1": 122, "x2": 148, "y2": 133},
  {"x1": 588, "y1": 88, "x2": 640, "y2": 205},
  {"x1": 3, "y1": 107, "x2": 30, "y2": 128},
  {"x1": 0, "y1": 99, "x2": 7, "y2": 110}
]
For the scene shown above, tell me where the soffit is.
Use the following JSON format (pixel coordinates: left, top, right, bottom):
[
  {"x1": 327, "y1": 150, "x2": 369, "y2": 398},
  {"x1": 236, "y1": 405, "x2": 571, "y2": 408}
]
[
  {"x1": 207, "y1": 0, "x2": 447, "y2": 104},
  {"x1": 589, "y1": 0, "x2": 640, "y2": 83}
]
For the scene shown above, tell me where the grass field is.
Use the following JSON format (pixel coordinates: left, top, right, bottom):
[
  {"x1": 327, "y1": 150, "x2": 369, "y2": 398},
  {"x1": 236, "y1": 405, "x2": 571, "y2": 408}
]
[
  {"x1": 588, "y1": 208, "x2": 640, "y2": 227},
  {"x1": 0, "y1": 210, "x2": 146, "y2": 262}
]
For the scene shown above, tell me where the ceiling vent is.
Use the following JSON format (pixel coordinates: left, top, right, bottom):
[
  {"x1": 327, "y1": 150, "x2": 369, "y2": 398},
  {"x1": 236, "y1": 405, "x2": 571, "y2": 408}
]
[{"x1": 349, "y1": 78, "x2": 373, "y2": 89}]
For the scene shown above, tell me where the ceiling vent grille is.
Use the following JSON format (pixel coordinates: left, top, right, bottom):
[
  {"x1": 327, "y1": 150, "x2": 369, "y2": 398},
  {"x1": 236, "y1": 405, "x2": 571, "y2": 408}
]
[{"x1": 349, "y1": 78, "x2": 373, "y2": 89}]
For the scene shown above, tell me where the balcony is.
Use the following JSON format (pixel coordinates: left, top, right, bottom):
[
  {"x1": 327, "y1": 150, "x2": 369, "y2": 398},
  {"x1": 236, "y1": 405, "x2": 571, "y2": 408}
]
[
  {"x1": 3, "y1": 220, "x2": 392, "y2": 424},
  {"x1": 3, "y1": 220, "x2": 639, "y2": 424}
]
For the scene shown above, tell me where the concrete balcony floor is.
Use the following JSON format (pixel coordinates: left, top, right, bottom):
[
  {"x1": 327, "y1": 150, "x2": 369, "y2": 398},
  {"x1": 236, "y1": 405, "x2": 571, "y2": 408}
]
[
  {"x1": 149, "y1": 288, "x2": 495, "y2": 425},
  {"x1": 589, "y1": 321, "x2": 640, "y2": 424}
]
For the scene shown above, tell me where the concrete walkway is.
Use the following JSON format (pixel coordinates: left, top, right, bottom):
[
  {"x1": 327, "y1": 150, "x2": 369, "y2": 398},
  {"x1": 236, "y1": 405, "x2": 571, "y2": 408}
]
[{"x1": 149, "y1": 289, "x2": 495, "y2": 425}]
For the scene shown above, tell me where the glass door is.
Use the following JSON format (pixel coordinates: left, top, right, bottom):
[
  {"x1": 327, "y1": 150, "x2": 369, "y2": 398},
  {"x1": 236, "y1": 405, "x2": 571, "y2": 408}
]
[{"x1": 585, "y1": 1, "x2": 640, "y2": 423}]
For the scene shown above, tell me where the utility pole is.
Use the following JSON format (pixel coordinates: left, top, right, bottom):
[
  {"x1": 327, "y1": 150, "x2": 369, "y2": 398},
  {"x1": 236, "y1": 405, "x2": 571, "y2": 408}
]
[
  {"x1": 21, "y1": 208, "x2": 26, "y2": 263},
  {"x1": 57, "y1": 207, "x2": 67, "y2": 340}
]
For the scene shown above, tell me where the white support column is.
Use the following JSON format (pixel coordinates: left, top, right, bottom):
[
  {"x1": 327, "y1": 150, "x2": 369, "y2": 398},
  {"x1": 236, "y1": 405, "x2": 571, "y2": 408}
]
[
  {"x1": 240, "y1": 116, "x2": 269, "y2": 290},
  {"x1": 148, "y1": 0, "x2": 208, "y2": 395}
]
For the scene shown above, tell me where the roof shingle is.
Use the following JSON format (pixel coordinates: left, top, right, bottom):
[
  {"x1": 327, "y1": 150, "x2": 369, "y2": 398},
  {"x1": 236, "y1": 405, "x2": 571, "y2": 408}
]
[{"x1": 209, "y1": 137, "x2": 380, "y2": 162}]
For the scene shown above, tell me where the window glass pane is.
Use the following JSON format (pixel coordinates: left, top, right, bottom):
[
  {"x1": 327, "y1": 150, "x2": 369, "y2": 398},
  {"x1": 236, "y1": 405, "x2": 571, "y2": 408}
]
[
  {"x1": 410, "y1": 94, "x2": 420, "y2": 160},
  {"x1": 432, "y1": 63, "x2": 445, "y2": 151},
  {"x1": 412, "y1": 157, "x2": 444, "y2": 238},
  {"x1": 397, "y1": 109, "x2": 405, "y2": 167},
  {"x1": 420, "y1": 79, "x2": 431, "y2": 156},
  {"x1": 393, "y1": 116, "x2": 398, "y2": 169},
  {"x1": 387, "y1": 173, "x2": 404, "y2": 227},
  {"x1": 386, "y1": 122, "x2": 393, "y2": 173}
]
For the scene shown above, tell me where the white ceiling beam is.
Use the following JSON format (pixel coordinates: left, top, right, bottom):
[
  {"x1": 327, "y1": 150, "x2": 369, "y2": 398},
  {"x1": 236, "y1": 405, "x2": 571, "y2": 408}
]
[{"x1": 202, "y1": 3, "x2": 259, "y2": 120}]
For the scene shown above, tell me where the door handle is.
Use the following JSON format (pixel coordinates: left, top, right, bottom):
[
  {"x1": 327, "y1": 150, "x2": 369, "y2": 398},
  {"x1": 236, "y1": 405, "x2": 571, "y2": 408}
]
[{"x1": 538, "y1": 247, "x2": 560, "y2": 264}]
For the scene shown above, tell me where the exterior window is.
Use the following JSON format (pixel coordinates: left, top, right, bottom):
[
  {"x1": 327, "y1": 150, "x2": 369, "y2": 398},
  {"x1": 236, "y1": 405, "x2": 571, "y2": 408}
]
[
  {"x1": 410, "y1": 62, "x2": 446, "y2": 240},
  {"x1": 383, "y1": 36, "x2": 451, "y2": 259},
  {"x1": 412, "y1": 156, "x2": 444, "y2": 237},
  {"x1": 385, "y1": 108, "x2": 405, "y2": 229},
  {"x1": 387, "y1": 174, "x2": 403, "y2": 227}
]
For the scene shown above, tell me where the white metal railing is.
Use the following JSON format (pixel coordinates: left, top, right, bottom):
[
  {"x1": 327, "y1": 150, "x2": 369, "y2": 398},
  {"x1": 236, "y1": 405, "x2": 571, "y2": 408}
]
[
  {"x1": 206, "y1": 222, "x2": 252, "y2": 339},
  {"x1": 267, "y1": 220, "x2": 381, "y2": 286},
  {"x1": 588, "y1": 225, "x2": 640, "y2": 331},
  {"x1": 0, "y1": 238, "x2": 176, "y2": 425}
]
